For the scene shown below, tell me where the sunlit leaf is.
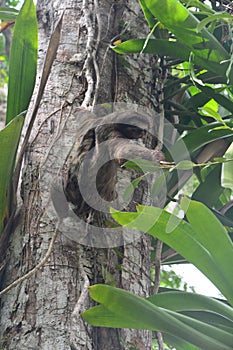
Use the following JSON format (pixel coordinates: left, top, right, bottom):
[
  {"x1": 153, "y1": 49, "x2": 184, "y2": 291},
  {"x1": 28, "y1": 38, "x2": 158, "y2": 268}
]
[
  {"x1": 148, "y1": 291, "x2": 233, "y2": 322},
  {"x1": 196, "y1": 84, "x2": 233, "y2": 114},
  {"x1": 13, "y1": 11, "x2": 64, "y2": 193},
  {"x1": 143, "y1": 0, "x2": 232, "y2": 83},
  {"x1": 82, "y1": 284, "x2": 233, "y2": 350},
  {"x1": 111, "y1": 199, "x2": 233, "y2": 305},
  {"x1": 6, "y1": 0, "x2": 37, "y2": 125},
  {"x1": 200, "y1": 106, "x2": 225, "y2": 123},
  {"x1": 113, "y1": 38, "x2": 191, "y2": 59},
  {"x1": 0, "y1": 6, "x2": 18, "y2": 21}
]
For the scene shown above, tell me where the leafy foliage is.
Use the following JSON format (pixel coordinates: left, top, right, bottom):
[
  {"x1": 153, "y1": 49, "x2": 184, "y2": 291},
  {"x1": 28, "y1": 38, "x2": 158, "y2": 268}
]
[
  {"x1": 0, "y1": 0, "x2": 63, "y2": 236},
  {"x1": 0, "y1": 115, "x2": 24, "y2": 233},
  {"x1": 0, "y1": 0, "x2": 37, "y2": 234},
  {"x1": 83, "y1": 1, "x2": 233, "y2": 349},
  {"x1": 6, "y1": 0, "x2": 37, "y2": 124},
  {"x1": 83, "y1": 199, "x2": 233, "y2": 349}
]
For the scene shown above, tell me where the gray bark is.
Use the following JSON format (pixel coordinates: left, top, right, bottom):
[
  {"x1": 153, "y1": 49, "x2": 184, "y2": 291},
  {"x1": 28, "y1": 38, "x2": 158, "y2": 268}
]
[{"x1": 0, "y1": 1, "x2": 162, "y2": 349}]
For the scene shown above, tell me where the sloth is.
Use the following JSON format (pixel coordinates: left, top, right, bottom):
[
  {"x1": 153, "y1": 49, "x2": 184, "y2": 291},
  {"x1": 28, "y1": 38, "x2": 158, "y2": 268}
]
[{"x1": 61, "y1": 108, "x2": 165, "y2": 227}]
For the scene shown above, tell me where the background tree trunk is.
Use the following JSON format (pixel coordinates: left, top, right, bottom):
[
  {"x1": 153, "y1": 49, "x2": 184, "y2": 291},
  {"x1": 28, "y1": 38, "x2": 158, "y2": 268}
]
[{"x1": 0, "y1": 1, "x2": 162, "y2": 349}]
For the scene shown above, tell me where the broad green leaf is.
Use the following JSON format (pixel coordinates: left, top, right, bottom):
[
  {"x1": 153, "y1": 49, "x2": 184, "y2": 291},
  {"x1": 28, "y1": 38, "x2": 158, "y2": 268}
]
[
  {"x1": 221, "y1": 142, "x2": 233, "y2": 189},
  {"x1": 82, "y1": 284, "x2": 233, "y2": 350},
  {"x1": 148, "y1": 291, "x2": 233, "y2": 322},
  {"x1": 144, "y1": 0, "x2": 228, "y2": 60},
  {"x1": 111, "y1": 199, "x2": 233, "y2": 305},
  {"x1": 166, "y1": 124, "x2": 233, "y2": 200},
  {"x1": 163, "y1": 334, "x2": 201, "y2": 350},
  {"x1": 13, "y1": 11, "x2": 64, "y2": 194},
  {"x1": 179, "y1": 311, "x2": 233, "y2": 333},
  {"x1": 113, "y1": 38, "x2": 230, "y2": 82},
  {"x1": 143, "y1": 0, "x2": 232, "y2": 83},
  {"x1": 192, "y1": 164, "x2": 224, "y2": 207},
  {"x1": 0, "y1": 115, "x2": 24, "y2": 234},
  {"x1": 181, "y1": 197, "x2": 233, "y2": 305},
  {"x1": 185, "y1": 93, "x2": 219, "y2": 113},
  {"x1": 0, "y1": 7, "x2": 18, "y2": 21},
  {"x1": 113, "y1": 38, "x2": 191, "y2": 59},
  {"x1": 6, "y1": 0, "x2": 38, "y2": 125}
]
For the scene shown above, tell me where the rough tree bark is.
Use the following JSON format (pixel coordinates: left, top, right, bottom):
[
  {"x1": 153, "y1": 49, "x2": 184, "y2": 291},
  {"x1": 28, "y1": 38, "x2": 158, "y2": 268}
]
[{"x1": 0, "y1": 1, "x2": 164, "y2": 349}]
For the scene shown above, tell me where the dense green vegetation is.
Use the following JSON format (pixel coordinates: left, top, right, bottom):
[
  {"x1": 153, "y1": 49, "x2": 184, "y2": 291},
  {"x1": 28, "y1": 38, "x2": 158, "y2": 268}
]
[
  {"x1": 0, "y1": 0, "x2": 233, "y2": 349},
  {"x1": 83, "y1": 1, "x2": 233, "y2": 349}
]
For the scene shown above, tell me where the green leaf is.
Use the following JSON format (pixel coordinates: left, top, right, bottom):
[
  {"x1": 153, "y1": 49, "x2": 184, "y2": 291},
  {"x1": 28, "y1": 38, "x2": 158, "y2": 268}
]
[
  {"x1": 143, "y1": 0, "x2": 232, "y2": 83},
  {"x1": 111, "y1": 199, "x2": 233, "y2": 305},
  {"x1": 200, "y1": 106, "x2": 225, "y2": 123},
  {"x1": 163, "y1": 334, "x2": 201, "y2": 350},
  {"x1": 0, "y1": 6, "x2": 18, "y2": 21},
  {"x1": 123, "y1": 158, "x2": 160, "y2": 172},
  {"x1": 82, "y1": 284, "x2": 233, "y2": 350},
  {"x1": 211, "y1": 208, "x2": 233, "y2": 229},
  {"x1": 12, "y1": 12, "x2": 64, "y2": 196},
  {"x1": 171, "y1": 160, "x2": 194, "y2": 171},
  {"x1": 6, "y1": 0, "x2": 38, "y2": 125},
  {"x1": 196, "y1": 12, "x2": 233, "y2": 33},
  {"x1": 196, "y1": 84, "x2": 233, "y2": 115},
  {"x1": 192, "y1": 164, "x2": 224, "y2": 207},
  {"x1": 113, "y1": 37, "x2": 230, "y2": 82},
  {"x1": 170, "y1": 120, "x2": 233, "y2": 161},
  {"x1": 221, "y1": 142, "x2": 233, "y2": 189},
  {"x1": 139, "y1": 0, "x2": 157, "y2": 29},
  {"x1": 113, "y1": 38, "x2": 191, "y2": 59},
  {"x1": 148, "y1": 291, "x2": 233, "y2": 322},
  {"x1": 185, "y1": 92, "x2": 210, "y2": 111},
  {"x1": 144, "y1": 0, "x2": 228, "y2": 59},
  {"x1": 181, "y1": 197, "x2": 233, "y2": 305},
  {"x1": 0, "y1": 115, "x2": 24, "y2": 234}
]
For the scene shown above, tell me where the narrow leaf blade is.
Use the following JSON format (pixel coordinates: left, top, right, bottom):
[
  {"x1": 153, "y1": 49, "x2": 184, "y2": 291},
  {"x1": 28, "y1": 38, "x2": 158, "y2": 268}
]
[
  {"x1": 0, "y1": 116, "x2": 24, "y2": 234},
  {"x1": 6, "y1": 0, "x2": 38, "y2": 124}
]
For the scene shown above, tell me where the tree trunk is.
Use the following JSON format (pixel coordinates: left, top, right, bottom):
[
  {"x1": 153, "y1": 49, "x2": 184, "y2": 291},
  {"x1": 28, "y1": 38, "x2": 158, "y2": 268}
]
[{"x1": 0, "y1": 1, "x2": 162, "y2": 349}]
